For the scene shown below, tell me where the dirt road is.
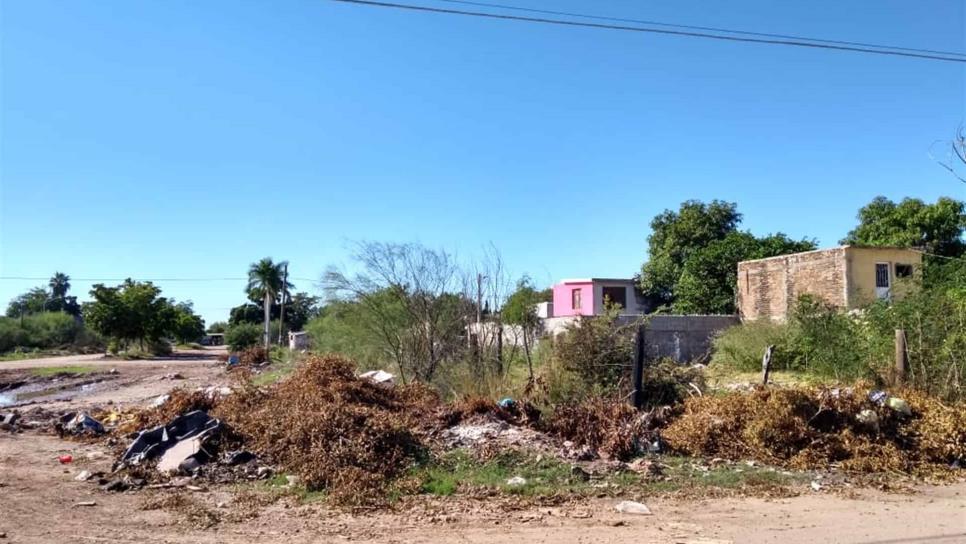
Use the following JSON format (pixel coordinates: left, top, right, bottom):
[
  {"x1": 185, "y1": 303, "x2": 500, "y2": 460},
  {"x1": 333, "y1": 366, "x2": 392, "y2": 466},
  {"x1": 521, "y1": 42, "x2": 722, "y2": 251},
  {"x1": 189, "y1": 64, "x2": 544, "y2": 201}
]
[
  {"x1": 0, "y1": 347, "x2": 224, "y2": 370},
  {"x1": 1, "y1": 350, "x2": 964, "y2": 543}
]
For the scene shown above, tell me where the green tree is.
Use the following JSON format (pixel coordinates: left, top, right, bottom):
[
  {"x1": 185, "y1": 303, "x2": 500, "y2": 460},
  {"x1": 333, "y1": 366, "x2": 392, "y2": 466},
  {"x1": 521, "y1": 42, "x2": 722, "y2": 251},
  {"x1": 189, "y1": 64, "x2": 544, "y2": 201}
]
[
  {"x1": 639, "y1": 200, "x2": 742, "y2": 308},
  {"x1": 207, "y1": 321, "x2": 228, "y2": 333},
  {"x1": 675, "y1": 232, "x2": 816, "y2": 314},
  {"x1": 48, "y1": 272, "x2": 70, "y2": 299},
  {"x1": 84, "y1": 279, "x2": 176, "y2": 352},
  {"x1": 502, "y1": 277, "x2": 551, "y2": 380},
  {"x1": 225, "y1": 322, "x2": 262, "y2": 351},
  {"x1": 639, "y1": 200, "x2": 813, "y2": 313},
  {"x1": 6, "y1": 287, "x2": 50, "y2": 317},
  {"x1": 842, "y1": 196, "x2": 965, "y2": 257},
  {"x1": 246, "y1": 258, "x2": 291, "y2": 351},
  {"x1": 171, "y1": 301, "x2": 206, "y2": 344}
]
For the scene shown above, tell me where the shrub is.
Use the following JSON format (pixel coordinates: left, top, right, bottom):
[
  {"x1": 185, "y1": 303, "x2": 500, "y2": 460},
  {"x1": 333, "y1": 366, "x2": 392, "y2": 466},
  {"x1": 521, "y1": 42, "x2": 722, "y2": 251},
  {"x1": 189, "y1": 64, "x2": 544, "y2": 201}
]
[
  {"x1": 787, "y1": 295, "x2": 870, "y2": 380},
  {"x1": 226, "y1": 323, "x2": 262, "y2": 351},
  {"x1": 711, "y1": 319, "x2": 792, "y2": 373},
  {"x1": 551, "y1": 305, "x2": 639, "y2": 389}
]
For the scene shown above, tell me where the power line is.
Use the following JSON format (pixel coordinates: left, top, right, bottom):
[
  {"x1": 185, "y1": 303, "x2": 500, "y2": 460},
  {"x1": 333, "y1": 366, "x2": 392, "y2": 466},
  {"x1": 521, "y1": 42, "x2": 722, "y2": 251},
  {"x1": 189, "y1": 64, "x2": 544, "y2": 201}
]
[
  {"x1": 438, "y1": 0, "x2": 966, "y2": 60},
  {"x1": 0, "y1": 276, "x2": 318, "y2": 283},
  {"x1": 329, "y1": 0, "x2": 966, "y2": 63}
]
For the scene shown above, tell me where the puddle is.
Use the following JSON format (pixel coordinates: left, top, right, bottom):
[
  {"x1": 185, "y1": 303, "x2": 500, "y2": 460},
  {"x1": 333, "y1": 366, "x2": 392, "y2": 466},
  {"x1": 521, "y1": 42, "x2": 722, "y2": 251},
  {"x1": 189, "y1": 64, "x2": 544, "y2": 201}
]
[{"x1": 0, "y1": 377, "x2": 113, "y2": 408}]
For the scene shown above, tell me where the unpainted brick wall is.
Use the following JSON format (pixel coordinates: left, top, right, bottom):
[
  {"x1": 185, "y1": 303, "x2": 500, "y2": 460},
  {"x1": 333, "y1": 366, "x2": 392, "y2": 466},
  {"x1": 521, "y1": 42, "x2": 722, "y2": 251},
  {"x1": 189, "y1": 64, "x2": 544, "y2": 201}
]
[{"x1": 737, "y1": 248, "x2": 847, "y2": 322}]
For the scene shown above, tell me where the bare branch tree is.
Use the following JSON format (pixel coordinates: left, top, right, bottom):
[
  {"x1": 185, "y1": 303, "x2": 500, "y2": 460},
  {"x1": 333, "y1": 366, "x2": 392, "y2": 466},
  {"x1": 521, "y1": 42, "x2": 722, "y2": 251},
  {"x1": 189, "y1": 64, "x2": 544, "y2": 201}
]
[
  {"x1": 322, "y1": 241, "x2": 470, "y2": 382},
  {"x1": 930, "y1": 125, "x2": 966, "y2": 184}
]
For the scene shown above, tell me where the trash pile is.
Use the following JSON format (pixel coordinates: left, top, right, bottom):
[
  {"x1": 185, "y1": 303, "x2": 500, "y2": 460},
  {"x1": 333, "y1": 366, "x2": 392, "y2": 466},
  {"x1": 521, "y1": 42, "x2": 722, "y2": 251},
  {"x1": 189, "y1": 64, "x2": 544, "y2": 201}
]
[
  {"x1": 81, "y1": 354, "x2": 964, "y2": 509},
  {"x1": 662, "y1": 386, "x2": 966, "y2": 475},
  {"x1": 210, "y1": 355, "x2": 440, "y2": 506},
  {"x1": 542, "y1": 397, "x2": 670, "y2": 461}
]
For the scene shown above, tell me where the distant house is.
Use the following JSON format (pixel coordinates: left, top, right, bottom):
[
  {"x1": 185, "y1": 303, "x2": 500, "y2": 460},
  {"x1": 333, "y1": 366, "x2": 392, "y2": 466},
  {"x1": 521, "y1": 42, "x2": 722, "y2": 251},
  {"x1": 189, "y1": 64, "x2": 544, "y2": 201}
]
[
  {"x1": 737, "y1": 246, "x2": 922, "y2": 322},
  {"x1": 288, "y1": 331, "x2": 310, "y2": 351},
  {"x1": 202, "y1": 333, "x2": 224, "y2": 346},
  {"x1": 550, "y1": 278, "x2": 648, "y2": 317}
]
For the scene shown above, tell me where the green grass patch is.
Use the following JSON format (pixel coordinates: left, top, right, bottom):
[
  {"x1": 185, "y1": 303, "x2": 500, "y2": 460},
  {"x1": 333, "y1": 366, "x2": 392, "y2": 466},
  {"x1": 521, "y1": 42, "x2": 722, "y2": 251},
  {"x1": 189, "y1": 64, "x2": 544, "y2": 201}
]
[
  {"x1": 252, "y1": 353, "x2": 300, "y2": 386},
  {"x1": 31, "y1": 365, "x2": 98, "y2": 377},
  {"x1": 639, "y1": 456, "x2": 806, "y2": 494},
  {"x1": 0, "y1": 349, "x2": 72, "y2": 362},
  {"x1": 411, "y1": 450, "x2": 598, "y2": 498}
]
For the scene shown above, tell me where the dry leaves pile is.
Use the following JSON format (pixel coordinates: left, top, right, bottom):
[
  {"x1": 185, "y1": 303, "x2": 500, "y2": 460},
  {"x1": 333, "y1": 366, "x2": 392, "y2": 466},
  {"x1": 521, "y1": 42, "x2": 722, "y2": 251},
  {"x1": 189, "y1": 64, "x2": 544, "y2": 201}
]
[
  {"x1": 663, "y1": 386, "x2": 966, "y2": 475},
  {"x1": 214, "y1": 355, "x2": 440, "y2": 506}
]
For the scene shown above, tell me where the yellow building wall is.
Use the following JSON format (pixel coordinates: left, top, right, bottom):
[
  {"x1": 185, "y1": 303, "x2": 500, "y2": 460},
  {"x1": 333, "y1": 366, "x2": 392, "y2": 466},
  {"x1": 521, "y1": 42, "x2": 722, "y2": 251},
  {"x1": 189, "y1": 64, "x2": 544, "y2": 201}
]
[{"x1": 844, "y1": 247, "x2": 922, "y2": 308}]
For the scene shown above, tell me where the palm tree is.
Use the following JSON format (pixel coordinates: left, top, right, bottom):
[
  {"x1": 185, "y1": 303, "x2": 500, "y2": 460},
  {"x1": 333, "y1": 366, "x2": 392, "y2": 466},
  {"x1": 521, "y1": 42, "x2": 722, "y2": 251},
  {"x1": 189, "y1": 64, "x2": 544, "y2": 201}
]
[
  {"x1": 49, "y1": 272, "x2": 71, "y2": 300},
  {"x1": 246, "y1": 258, "x2": 289, "y2": 350}
]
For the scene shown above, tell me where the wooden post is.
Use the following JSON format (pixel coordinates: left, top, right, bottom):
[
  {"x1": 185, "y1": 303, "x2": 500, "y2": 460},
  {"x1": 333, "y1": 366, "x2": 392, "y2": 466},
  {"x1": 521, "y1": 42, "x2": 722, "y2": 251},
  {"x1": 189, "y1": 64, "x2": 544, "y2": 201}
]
[
  {"x1": 895, "y1": 329, "x2": 907, "y2": 384},
  {"x1": 631, "y1": 325, "x2": 646, "y2": 409},
  {"x1": 761, "y1": 344, "x2": 775, "y2": 385}
]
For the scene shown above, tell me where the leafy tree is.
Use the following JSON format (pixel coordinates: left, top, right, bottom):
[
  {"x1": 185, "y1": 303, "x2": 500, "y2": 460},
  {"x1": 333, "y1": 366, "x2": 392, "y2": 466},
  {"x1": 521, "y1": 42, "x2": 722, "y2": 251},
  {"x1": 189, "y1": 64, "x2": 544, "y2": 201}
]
[
  {"x1": 84, "y1": 279, "x2": 176, "y2": 351},
  {"x1": 639, "y1": 200, "x2": 814, "y2": 313},
  {"x1": 675, "y1": 232, "x2": 816, "y2": 314},
  {"x1": 227, "y1": 291, "x2": 317, "y2": 331},
  {"x1": 501, "y1": 277, "x2": 551, "y2": 380},
  {"x1": 6, "y1": 287, "x2": 50, "y2": 317},
  {"x1": 5, "y1": 273, "x2": 81, "y2": 318},
  {"x1": 225, "y1": 322, "x2": 262, "y2": 351},
  {"x1": 842, "y1": 196, "x2": 965, "y2": 257},
  {"x1": 207, "y1": 321, "x2": 228, "y2": 333},
  {"x1": 246, "y1": 258, "x2": 291, "y2": 351},
  {"x1": 639, "y1": 200, "x2": 742, "y2": 308},
  {"x1": 285, "y1": 292, "x2": 319, "y2": 331},
  {"x1": 171, "y1": 301, "x2": 205, "y2": 344}
]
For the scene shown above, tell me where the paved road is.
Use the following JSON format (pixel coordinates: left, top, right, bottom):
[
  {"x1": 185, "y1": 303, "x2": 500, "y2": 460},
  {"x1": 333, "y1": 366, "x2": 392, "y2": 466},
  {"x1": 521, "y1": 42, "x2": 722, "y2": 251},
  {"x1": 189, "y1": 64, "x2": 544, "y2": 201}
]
[{"x1": 0, "y1": 347, "x2": 226, "y2": 370}]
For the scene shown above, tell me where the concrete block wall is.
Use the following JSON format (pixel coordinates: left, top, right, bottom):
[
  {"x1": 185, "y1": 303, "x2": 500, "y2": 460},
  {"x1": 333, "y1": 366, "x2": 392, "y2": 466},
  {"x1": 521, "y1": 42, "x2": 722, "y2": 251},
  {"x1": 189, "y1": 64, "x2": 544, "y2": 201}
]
[{"x1": 641, "y1": 315, "x2": 739, "y2": 363}]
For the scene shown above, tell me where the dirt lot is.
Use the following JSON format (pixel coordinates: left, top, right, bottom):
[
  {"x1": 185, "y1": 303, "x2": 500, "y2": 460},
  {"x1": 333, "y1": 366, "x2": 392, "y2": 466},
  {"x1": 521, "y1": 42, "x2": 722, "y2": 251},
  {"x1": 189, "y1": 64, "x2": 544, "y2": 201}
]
[{"x1": 1, "y1": 350, "x2": 964, "y2": 544}]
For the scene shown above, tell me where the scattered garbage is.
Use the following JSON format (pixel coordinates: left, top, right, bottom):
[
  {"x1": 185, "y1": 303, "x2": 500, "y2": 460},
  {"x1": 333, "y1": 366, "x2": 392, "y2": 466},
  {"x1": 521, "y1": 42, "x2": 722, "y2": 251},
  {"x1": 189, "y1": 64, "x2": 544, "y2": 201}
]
[
  {"x1": 74, "y1": 470, "x2": 93, "y2": 481},
  {"x1": 0, "y1": 412, "x2": 19, "y2": 431},
  {"x1": 227, "y1": 355, "x2": 240, "y2": 367},
  {"x1": 62, "y1": 412, "x2": 105, "y2": 435},
  {"x1": 810, "y1": 481, "x2": 822, "y2": 492},
  {"x1": 498, "y1": 397, "x2": 515, "y2": 409},
  {"x1": 506, "y1": 476, "x2": 527, "y2": 487},
  {"x1": 160, "y1": 373, "x2": 186, "y2": 381},
  {"x1": 614, "y1": 500, "x2": 652, "y2": 515},
  {"x1": 856, "y1": 409, "x2": 880, "y2": 431},
  {"x1": 359, "y1": 370, "x2": 395, "y2": 385},
  {"x1": 886, "y1": 397, "x2": 912, "y2": 417},
  {"x1": 58, "y1": 454, "x2": 73, "y2": 464},
  {"x1": 224, "y1": 450, "x2": 255, "y2": 466},
  {"x1": 120, "y1": 410, "x2": 222, "y2": 469},
  {"x1": 869, "y1": 390, "x2": 888, "y2": 405},
  {"x1": 74, "y1": 501, "x2": 96, "y2": 507}
]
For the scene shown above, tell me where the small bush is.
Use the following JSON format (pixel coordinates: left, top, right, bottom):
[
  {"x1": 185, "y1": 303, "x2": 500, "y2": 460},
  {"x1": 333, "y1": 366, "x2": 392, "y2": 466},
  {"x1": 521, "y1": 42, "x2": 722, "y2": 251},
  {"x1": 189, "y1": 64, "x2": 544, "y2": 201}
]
[
  {"x1": 551, "y1": 305, "x2": 638, "y2": 389},
  {"x1": 711, "y1": 319, "x2": 791, "y2": 373},
  {"x1": 226, "y1": 323, "x2": 262, "y2": 351},
  {"x1": 0, "y1": 313, "x2": 99, "y2": 354}
]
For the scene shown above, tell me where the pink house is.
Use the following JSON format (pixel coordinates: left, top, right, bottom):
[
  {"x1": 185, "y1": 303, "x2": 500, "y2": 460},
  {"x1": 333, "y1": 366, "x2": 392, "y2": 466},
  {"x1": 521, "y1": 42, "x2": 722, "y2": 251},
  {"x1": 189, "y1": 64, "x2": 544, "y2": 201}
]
[{"x1": 550, "y1": 278, "x2": 648, "y2": 317}]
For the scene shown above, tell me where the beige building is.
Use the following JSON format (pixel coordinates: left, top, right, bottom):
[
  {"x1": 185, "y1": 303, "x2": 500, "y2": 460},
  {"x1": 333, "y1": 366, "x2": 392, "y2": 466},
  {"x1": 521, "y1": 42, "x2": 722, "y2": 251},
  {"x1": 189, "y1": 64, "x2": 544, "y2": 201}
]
[{"x1": 737, "y1": 246, "x2": 922, "y2": 322}]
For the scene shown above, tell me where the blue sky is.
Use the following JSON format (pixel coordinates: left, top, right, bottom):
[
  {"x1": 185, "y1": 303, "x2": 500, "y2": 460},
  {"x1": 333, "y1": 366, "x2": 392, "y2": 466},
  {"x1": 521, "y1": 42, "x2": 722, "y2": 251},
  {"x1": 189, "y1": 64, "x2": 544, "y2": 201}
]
[{"x1": 1, "y1": 0, "x2": 964, "y2": 324}]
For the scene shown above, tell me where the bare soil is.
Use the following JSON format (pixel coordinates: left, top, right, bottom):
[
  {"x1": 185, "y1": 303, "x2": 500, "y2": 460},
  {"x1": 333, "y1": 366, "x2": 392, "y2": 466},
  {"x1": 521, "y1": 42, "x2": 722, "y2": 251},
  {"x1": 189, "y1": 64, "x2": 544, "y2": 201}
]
[{"x1": 1, "y1": 350, "x2": 964, "y2": 544}]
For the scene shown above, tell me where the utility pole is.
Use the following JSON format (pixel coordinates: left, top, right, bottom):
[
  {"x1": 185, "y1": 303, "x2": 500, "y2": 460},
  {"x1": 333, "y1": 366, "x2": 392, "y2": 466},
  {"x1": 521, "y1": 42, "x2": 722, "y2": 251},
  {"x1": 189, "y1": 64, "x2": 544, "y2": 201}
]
[
  {"x1": 630, "y1": 325, "x2": 646, "y2": 408},
  {"x1": 476, "y1": 273, "x2": 484, "y2": 325},
  {"x1": 278, "y1": 263, "x2": 288, "y2": 346}
]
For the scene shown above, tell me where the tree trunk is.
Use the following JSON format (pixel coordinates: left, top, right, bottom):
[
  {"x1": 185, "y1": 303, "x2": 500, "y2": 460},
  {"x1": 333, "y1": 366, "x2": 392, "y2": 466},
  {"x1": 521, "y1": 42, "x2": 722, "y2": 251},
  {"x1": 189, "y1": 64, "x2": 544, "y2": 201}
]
[{"x1": 263, "y1": 291, "x2": 271, "y2": 351}]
